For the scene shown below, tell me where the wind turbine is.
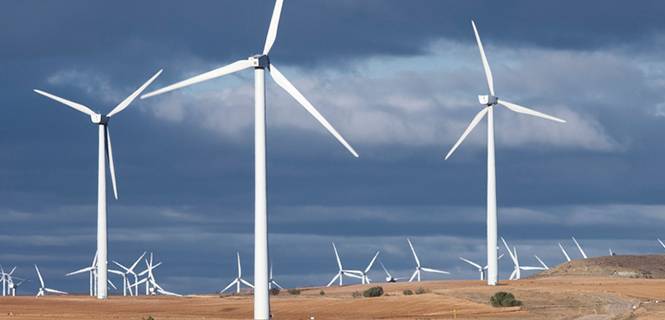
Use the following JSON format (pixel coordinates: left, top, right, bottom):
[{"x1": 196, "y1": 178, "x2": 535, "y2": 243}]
[
  {"x1": 140, "y1": 1, "x2": 357, "y2": 317},
  {"x1": 572, "y1": 237, "x2": 588, "y2": 259},
  {"x1": 34, "y1": 70, "x2": 162, "y2": 299},
  {"x1": 359, "y1": 251, "x2": 380, "y2": 284},
  {"x1": 268, "y1": 264, "x2": 283, "y2": 290},
  {"x1": 0, "y1": 266, "x2": 17, "y2": 296},
  {"x1": 326, "y1": 242, "x2": 363, "y2": 287},
  {"x1": 113, "y1": 251, "x2": 147, "y2": 296},
  {"x1": 34, "y1": 265, "x2": 67, "y2": 297},
  {"x1": 407, "y1": 238, "x2": 450, "y2": 282},
  {"x1": 501, "y1": 238, "x2": 546, "y2": 280},
  {"x1": 459, "y1": 254, "x2": 504, "y2": 280},
  {"x1": 66, "y1": 252, "x2": 98, "y2": 296},
  {"x1": 444, "y1": 20, "x2": 566, "y2": 286},
  {"x1": 378, "y1": 261, "x2": 406, "y2": 283},
  {"x1": 558, "y1": 242, "x2": 571, "y2": 262},
  {"x1": 220, "y1": 252, "x2": 254, "y2": 294}
]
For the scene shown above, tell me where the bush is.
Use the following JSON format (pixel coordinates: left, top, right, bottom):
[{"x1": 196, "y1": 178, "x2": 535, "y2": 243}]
[
  {"x1": 270, "y1": 288, "x2": 280, "y2": 296},
  {"x1": 143, "y1": 317, "x2": 155, "y2": 320},
  {"x1": 351, "y1": 291, "x2": 362, "y2": 298},
  {"x1": 490, "y1": 292, "x2": 523, "y2": 307},
  {"x1": 363, "y1": 286, "x2": 384, "y2": 298},
  {"x1": 288, "y1": 288, "x2": 301, "y2": 295},
  {"x1": 415, "y1": 287, "x2": 429, "y2": 295},
  {"x1": 319, "y1": 290, "x2": 325, "y2": 296},
  {"x1": 403, "y1": 289, "x2": 414, "y2": 296}
]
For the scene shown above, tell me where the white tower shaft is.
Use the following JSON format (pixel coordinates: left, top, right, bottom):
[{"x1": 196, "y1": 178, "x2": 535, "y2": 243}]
[
  {"x1": 97, "y1": 125, "x2": 108, "y2": 299},
  {"x1": 486, "y1": 107, "x2": 498, "y2": 286},
  {"x1": 254, "y1": 67, "x2": 270, "y2": 320}
]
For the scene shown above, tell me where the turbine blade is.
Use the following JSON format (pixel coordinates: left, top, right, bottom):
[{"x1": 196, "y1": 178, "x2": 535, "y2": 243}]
[
  {"x1": 379, "y1": 261, "x2": 391, "y2": 278},
  {"x1": 326, "y1": 273, "x2": 340, "y2": 287},
  {"x1": 34, "y1": 265, "x2": 44, "y2": 288},
  {"x1": 572, "y1": 237, "x2": 588, "y2": 259},
  {"x1": 500, "y1": 237, "x2": 517, "y2": 263},
  {"x1": 559, "y1": 242, "x2": 571, "y2": 262},
  {"x1": 112, "y1": 261, "x2": 130, "y2": 273},
  {"x1": 459, "y1": 257, "x2": 482, "y2": 269},
  {"x1": 66, "y1": 266, "x2": 94, "y2": 276},
  {"x1": 658, "y1": 238, "x2": 665, "y2": 250},
  {"x1": 364, "y1": 251, "x2": 380, "y2": 273},
  {"x1": 421, "y1": 267, "x2": 450, "y2": 274},
  {"x1": 269, "y1": 64, "x2": 359, "y2": 157},
  {"x1": 236, "y1": 252, "x2": 242, "y2": 277},
  {"x1": 497, "y1": 100, "x2": 566, "y2": 123},
  {"x1": 263, "y1": 0, "x2": 284, "y2": 55},
  {"x1": 141, "y1": 60, "x2": 254, "y2": 99},
  {"x1": 332, "y1": 243, "x2": 342, "y2": 270},
  {"x1": 106, "y1": 126, "x2": 119, "y2": 200},
  {"x1": 45, "y1": 288, "x2": 67, "y2": 295},
  {"x1": 34, "y1": 89, "x2": 97, "y2": 117},
  {"x1": 471, "y1": 20, "x2": 494, "y2": 96},
  {"x1": 107, "y1": 69, "x2": 163, "y2": 117},
  {"x1": 107, "y1": 279, "x2": 117, "y2": 290},
  {"x1": 534, "y1": 255, "x2": 548, "y2": 269},
  {"x1": 444, "y1": 108, "x2": 489, "y2": 160},
  {"x1": 129, "y1": 252, "x2": 147, "y2": 272},
  {"x1": 408, "y1": 270, "x2": 418, "y2": 282},
  {"x1": 520, "y1": 266, "x2": 546, "y2": 271},
  {"x1": 407, "y1": 238, "x2": 421, "y2": 267},
  {"x1": 240, "y1": 278, "x2": 254, "y2": 288}
]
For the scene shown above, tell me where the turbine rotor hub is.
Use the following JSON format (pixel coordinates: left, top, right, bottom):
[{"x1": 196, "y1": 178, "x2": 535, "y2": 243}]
[
  {"x1": 90, "y1": 114, "x2": 109, "y2": 125},
  {"x1": 478, "y1": 95, "x2": 498, "y2": 106},
  {"x1": 250, "y1": 54, "x2": 271, "y2": 69}
]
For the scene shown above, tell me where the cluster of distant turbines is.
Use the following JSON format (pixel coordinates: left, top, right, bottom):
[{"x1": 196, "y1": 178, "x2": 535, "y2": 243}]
[{"x1": 3, "y1": 236, "x2": 665, "y2": 296}]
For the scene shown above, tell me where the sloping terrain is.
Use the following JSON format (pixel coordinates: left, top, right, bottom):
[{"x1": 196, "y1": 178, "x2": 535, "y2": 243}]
[
  {"x1": 3, "y1": 277, "x2": 665, "y2": 319},
  {"x1": 536, "y1": 255, "x2": 665, "y2": 279}
]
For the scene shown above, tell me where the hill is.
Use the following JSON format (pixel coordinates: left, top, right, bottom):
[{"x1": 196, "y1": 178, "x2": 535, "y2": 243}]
[{"x1": 536, "y1": 255, "x2": 665, "y2": 279}]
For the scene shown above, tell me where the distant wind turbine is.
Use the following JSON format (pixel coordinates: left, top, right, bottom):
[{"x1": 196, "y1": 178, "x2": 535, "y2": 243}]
[
  {"x1": 34, "y1": 70, "x2": 162, "y2": 299},
  {"x1": 444, "y1": 20, "x2": 566, "y2": 286},
  {"x1": 220, "y1": 252, "x2": 254, "y2": 294},
  {"x1": 140, "y1": 1, "x2": 357, "y2": 316},
  {"x1": 326, "y1": 242, "x2": 363, "y2": 287},
  {"x1": 35, "y1": 265, "x2": 67, "y2": 297},
  {"x1": 407, "y1": 238, "x2": 450, "y2": 282}
]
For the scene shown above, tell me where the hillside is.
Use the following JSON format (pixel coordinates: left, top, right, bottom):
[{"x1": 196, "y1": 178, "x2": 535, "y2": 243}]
[{"x1": 536, "y1": 255, "x2": 665, "y2": 279}]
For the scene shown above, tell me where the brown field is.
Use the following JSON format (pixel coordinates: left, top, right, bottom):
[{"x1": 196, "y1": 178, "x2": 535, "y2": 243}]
[{"x1": 3, "y1": 276, "x2": 665, "y2": 319}]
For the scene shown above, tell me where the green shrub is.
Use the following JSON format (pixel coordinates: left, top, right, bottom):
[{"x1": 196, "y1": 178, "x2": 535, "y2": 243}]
[
  {"x1": 270, "y1": 288, "x2": 280, "y2": 296},
  {"x1": 288, "y1": 288, "x2": 301, "y2": 295},
  {"x1": 415, "y1": 287, "x2": 429, "y2": 295},
  {"x1": 362, "y1": 286, "x2": 384, "y2": 298},
  {"x1": 403, "y1": 289, "x2": 414, "y2": 295},
  {"x1": 319, "y1": 290, "x2": 325, "y2": 296},
  {"x1": 490, "y1": 291, "x2": 523, "y2": 307},
  {"x1": 351, "y1": 291, "x2": 362, "y2": 298}
]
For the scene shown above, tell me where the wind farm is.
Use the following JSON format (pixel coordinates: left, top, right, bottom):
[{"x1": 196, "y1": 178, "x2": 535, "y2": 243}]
[{"x1": 5, "y1": 0, "x2": 665, "y2": 319}]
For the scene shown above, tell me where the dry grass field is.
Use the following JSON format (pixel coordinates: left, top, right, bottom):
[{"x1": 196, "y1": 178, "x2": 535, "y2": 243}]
[{"x1": 2, "y1": 276, "x2": 665, "y2": 319}]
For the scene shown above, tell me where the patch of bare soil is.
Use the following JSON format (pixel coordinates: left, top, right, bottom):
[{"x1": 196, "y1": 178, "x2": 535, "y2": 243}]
[{"x1": 537, "y1": 255, "x2": 665, "y2": 279}]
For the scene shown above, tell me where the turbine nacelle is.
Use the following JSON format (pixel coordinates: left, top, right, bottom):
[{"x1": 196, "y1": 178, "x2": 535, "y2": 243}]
[
  {"x1": 90, "y1": 114, "x2": 109, "y2": 125},
  {"x1": 250, "y1": 54, "x2": 271, "y2": 69},
  {"x1": 478, "y1": 95, "x2": 498, "y2": 106}
]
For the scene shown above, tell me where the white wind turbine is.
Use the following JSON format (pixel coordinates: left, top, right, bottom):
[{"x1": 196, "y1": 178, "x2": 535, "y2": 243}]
[
  {"x1": 220, "y1": 252, "x2": 254, "y2": 294},
  {"x1": 459, "y1": 254, "x2": 504, "y2": 281},
  {"x1": 501, "y1": 238, "x2": 546, "y2": 280},
  {"x1": 558, "y1": 242, "x2": 571, "y2": 262},
  {"x1": 359, "y1": 251, "x2": 380, "y2": 284},
  {"x1": 326, "y1": 242, "x2": 363, "y2": 287},
  {"x1": 444, "y1": 20, "x2": 566, "y2": 286},
  {"x1": 572, "y1": 237, "x2": 588, "y2": 259},
  {"x1": 66, "y1": 252, "x2": 98, "y2": 296},
  {"x1": 34, "y1": 70, "x2": 162, "y2": 299},
  {"x1": 35, "y1": 265, "x2": 67, "y2": 297},
  {"x1": 268, "y1": 264, "x2": 283, "y2": 290},
  {"x1": 140, "y1": 1, "x2": 357, "y2": 317},
  {"x1": 0, "y1": 266, "x2": 17, "y2": 296},
  {"x1": 407, "y1": 238, "x2": 450, "y2": 282},
  {"x1": 113, "y1": 252, "x2": 147, "y2": 296}
]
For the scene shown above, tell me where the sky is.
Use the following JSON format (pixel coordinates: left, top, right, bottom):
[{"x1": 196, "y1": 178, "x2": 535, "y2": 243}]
[{"x1": 3, "y1": 0, "x2": 665, "y2": 294}]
